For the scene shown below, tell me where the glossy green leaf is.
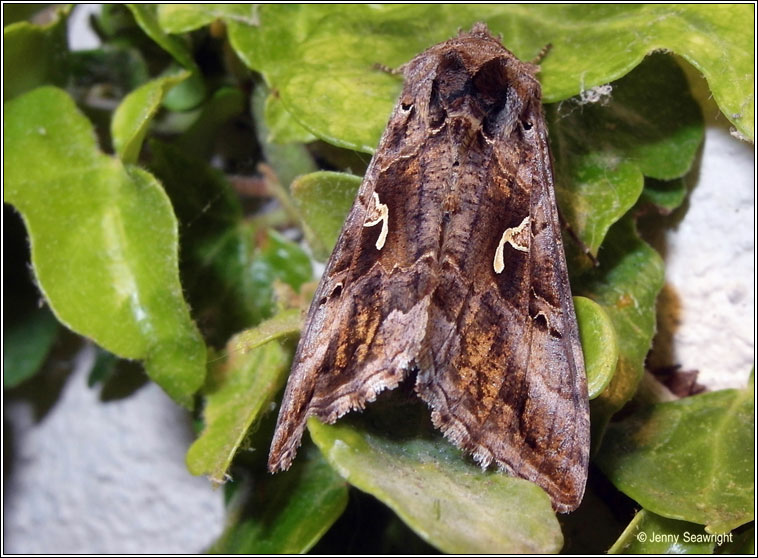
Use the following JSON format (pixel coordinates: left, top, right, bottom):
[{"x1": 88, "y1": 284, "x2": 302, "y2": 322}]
[
  {"x1": 249, "y1": 229, "x2": 313, "y2": 315},
  {"x1": 127, "y1": 4, "x2": 196, "y2": 69},
  {"x1": 186, "y1": 337, "x2": 290, "y2": 481},
  {"x1": 210, "y1": 446, "x2": 347, "y2": 554},
  {"x1": 228, "y1": 308, "x2": 302, "y2": 356},
  {"x1": 157, "y1": 4, "x2": 260, "y2": 34},
  {"x1": 161, "y1": 66, "x2": 206, "y2": 112},
  {"x1": 552, "y1": 53, "x2": 702, "y2": 255},
  {"x1": 112, "y1": 71, "x2": 189, "y2": 164},
  {"x1": 220, "y1": 4, "x2": 750, "y2": 152},
  {"x1": 290, "y1": 171, "x2": 361, "y2": 261},
  {"x1": 3, "y1": 306, "x2": 59, "y2": 388},
  {"x1": 309, "y1": 409, "x2": 563, "y2": 554},
  {"x1": 574, "y1": 296, "x2": 617, "y2": 399},
  {"x1": 250, "y1": 84, "x2": 318, "y2": 191},
  {"x1": 609, "y1": 509, "x2": 716, "y2": 554},
  {"x1": 264, "y1": 91, "x2": 317, "y2": 145},
  {"x1": 640, "y1": 177, "x2": 688, "y2": 213},
  {"x1": 576, "y1": 217, "x2": 665, "y2": 448},
  {"x1": 3, "y1": 87, "x2": 206, "y2": 406},
  {"x1": 3, "y1": 6, "x2": 69, "y2": 101},
  {"x1": 127, "y1": 4, "x2": 205, "y2": 110},
  {"x1": 541, "y1": 5, "x2": 753, "y2": 141},
  {"x1": 596, "y1": 382, "x2": 754, "y2": 534}
]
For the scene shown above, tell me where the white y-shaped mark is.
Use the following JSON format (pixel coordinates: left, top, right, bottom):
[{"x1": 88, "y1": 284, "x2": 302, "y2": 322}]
[
  {"x1": 363, "y1": 192, "x2": 389, "y2": 250},
  {"x1": 494, "y1": 216, "x2": 530, "y2": 274}
]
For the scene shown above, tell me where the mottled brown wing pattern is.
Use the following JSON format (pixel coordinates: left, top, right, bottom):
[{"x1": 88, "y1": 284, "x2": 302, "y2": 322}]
[
  {"x1": 266, "y1": 52, "x2": 444, "y2": 472},
  {"x1": 414, "y1": 76, "x2": 589, "y2": 511},
  {"x1": 268, "y1": 23, "x2": 589, "y2": 513}
]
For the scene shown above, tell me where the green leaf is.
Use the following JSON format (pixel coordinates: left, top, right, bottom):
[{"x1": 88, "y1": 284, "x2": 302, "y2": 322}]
[
  {"x1": 161, "y1": 66, "x2": 206, "y2": 112},
  {"x1": 609, "y1": 509, "x2": 716, "y2": 554},
  {"x1": 640, "y1": 177, "x2": 688, "y2": 213},
  {"x1": 576, "y1": 217, "x2": 665, "y2": 448},
  {"x1": 157, "y1": 4, "x2": 260, "y2": 34},
  {"x1": 533, "y1": 5, "x2": 752, "y2": 140},
  {"x1": 173, "y1": 86, "x2": 246, "y2": 160},
  {"x1": 264, "y1": 91, "x2": 317, "y2": 145},
  {"x1": 3, "y1": 87, "x2": 206, "y2": 406},
  {"x1": 3, "y1": 5, "x2": 69, "y2": 101},
  {"x1": 126, "y1": 3, "x2": 196, "y2": 70},
  {"x1": 250, "y1": 84, "x2": 317, "y2": 191},
  {"x1": 112, "y1": 71, "x2": 189, "y2": 164},
  {"x1": 186, "y1": 335, "x2": 291, "y2": 481},
  {"x1": 93, "y1": 4, "x2": 143, "y2": 39},
  {"x1": 68, "y1": 45, "x2": 150, "y2": 96},
  {"x1": 249, "y1": 229, "x2": 313, "y2": 315},
  {"x1": 146, "y1": 138, "x2": 253, "y2": 342},
  {"x1": 3, "y1": 306, "x2": 59, "y2": 388},
  {"x1": 87, "y1": 346, "x2": 120, "y2": 388},
  {"x1": 148, "y1": 138, "x2": 311, "y2": 339},
  {"x1": 228, "y1": 308, "x2": 302, "y2": 356},
  {"x1": 126, "y1": 4, "x2": 205, "y2": 110},
  {"x1": 596, "y1": 383, "x2": 754, "y2": 534},
  {"x1": 290, "y1": 171, "x2": 361, "y2": 261},
  {"x1": 220, "y1": 4, "x2": 749, "y2": 152},
  {"x1": 574, "y1": 296, "x2": 617, "y2": 399},
  {"x1": 308, "y1": 408, "x2": 563, "y2": 554},
  {"x1": 210, "y1": 446, "x2": 347, "y2": 554},
  {"x1": 552, "y1": 53, "x2": 702, "y2": 255}
]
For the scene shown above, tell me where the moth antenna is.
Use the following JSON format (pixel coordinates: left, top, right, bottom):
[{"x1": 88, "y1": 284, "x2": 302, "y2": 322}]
[
  {"x1": 373, "y1": 61, "x2": 406, "y2": 76},
  {"x1": 531, "y1": 43, "x2": 553, "y2": 66}
]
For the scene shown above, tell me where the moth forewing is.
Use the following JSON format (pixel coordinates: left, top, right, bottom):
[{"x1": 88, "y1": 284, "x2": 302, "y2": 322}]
[{"x1": 268, "y1": 23, "x2": 589, "y2": 513}]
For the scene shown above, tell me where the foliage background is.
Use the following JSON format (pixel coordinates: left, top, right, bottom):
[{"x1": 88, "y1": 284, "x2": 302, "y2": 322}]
[{"x1": 3, "y1": 4, "x2": 754, "y2": 554}]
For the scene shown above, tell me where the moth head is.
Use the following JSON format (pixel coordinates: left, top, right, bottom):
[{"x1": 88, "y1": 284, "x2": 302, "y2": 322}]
[{"x1": 429, "y1": 49, "x2": 541, "y2": 141}]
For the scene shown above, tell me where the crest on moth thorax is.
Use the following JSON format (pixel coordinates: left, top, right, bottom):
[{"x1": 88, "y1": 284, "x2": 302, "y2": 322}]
[{"x1": 268, "y1": 23, "x2": 589, "y2": 514}]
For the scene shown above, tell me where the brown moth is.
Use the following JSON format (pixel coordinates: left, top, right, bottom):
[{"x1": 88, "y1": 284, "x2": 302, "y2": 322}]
[{"x1": 268, "y1": 23, "x2": 589, "y2": 513}]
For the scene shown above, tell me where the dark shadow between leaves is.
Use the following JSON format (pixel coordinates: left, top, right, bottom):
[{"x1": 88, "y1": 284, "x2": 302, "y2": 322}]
[
  {"x1": 311, "y1": 487, "x2": 439, "y2": 555},
  {"x1": 98, "y1": 358, "x2": 150, "y2": 402},
  {"x1": 337, "y1": 374, "x2": 443, "y2": 444},
  {"x1": 560, "y1": 463, "x2": 638, "y2": 554},
  {"x1": 4, "y1": 328, "x2": 83, "y2": 423}
]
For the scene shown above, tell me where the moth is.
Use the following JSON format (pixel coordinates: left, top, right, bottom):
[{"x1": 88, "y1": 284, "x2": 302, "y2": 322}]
[{"x1": 268, "y1": 23, "x2": 589, "y2": 513}]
